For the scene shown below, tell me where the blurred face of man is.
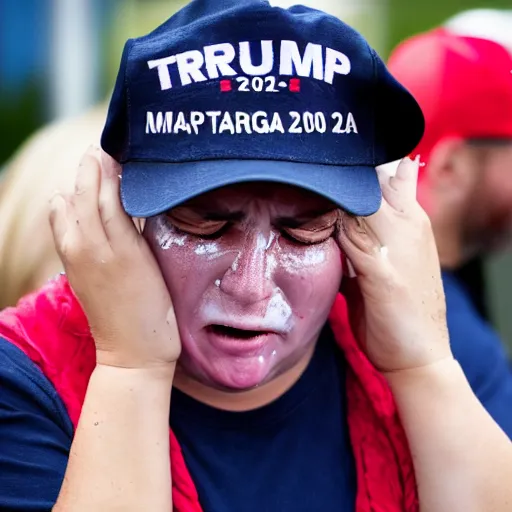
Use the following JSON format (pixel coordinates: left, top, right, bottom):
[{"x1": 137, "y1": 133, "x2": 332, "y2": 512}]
[
  {"x1": 144, "y1": 183, "x2": 343, "y2": 391},
  {"x1": 462, "y1": 141, "x2": 512, "y2": 255}
]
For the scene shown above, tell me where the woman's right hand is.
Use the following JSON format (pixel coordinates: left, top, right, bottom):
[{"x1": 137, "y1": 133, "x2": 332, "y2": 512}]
[{"x1": 49, "y1": 146, "x2": 181, "y2": 371}]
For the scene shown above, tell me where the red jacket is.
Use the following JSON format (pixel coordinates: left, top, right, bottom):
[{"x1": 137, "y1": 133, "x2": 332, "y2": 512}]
[{"x1": 0, "y1": 276, "x2": 418, "y2": 511}]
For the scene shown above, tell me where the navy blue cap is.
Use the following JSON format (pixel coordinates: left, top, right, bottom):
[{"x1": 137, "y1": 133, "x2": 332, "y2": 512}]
[{"x1": 101, "y1": 0, "x2": 425, "y2": 217}]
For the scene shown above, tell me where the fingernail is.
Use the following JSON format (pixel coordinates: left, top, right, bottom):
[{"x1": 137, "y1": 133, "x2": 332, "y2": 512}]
[
  {"x1": 49, "y1": 193, "x2": 65, "y2": 209},
  {"x1": 79, "y1": 147, "x2": 94, "y2": 165},
  {"x1": 50, "y1": 190, "x2": 62, "y2": 203}
]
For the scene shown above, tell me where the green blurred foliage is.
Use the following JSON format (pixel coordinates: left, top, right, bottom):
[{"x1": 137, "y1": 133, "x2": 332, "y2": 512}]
[{"x1": 0, "y1": 82, "x2": 44, "y2": 166}]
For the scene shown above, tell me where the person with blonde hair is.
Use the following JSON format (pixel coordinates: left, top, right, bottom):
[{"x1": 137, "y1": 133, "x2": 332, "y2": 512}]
[
  {"x1": 0, "y1": 0, "x2": 184, "y2": 310},
  {"x1": 0, "y1": 105, "x2": 106, "y2": 309}
]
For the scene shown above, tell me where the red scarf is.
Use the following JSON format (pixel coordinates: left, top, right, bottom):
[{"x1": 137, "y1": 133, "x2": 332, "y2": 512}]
[{"x1": 0, "y1": 276, "x2": 418, "y2": 511}]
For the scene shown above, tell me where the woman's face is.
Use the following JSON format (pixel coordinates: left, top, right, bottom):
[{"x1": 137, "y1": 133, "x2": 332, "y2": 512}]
[{"x1": 144, "y1": 183, "x2": 343, "y2": 391}]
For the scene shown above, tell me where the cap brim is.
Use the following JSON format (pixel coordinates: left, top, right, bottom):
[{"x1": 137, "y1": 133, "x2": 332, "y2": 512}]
[{"x1": 121, "y1": 159, "x2": 382, "y2": 218}]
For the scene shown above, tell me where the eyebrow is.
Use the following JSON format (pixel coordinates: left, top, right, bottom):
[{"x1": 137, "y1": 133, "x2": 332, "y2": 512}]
[
  {"x1": 198, "y1": 210, "x2": 246, "y2": 222},
  {"x1": 275, "y1": 209, "x2": 337, "y2": 228}
]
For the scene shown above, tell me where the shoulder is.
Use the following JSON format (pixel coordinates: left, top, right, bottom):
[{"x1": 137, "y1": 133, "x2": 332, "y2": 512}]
[
  {"x1": 0, "y1": 336, "x2": 73, "y2": 511},
  {"x1": 0, "y1": 276, "x2": 96, "y2": 427},
  {"x1": 0, "y1": 275, "x2": 93, "y2": 365},
  {"x1": 0, "y1": 336, "x2": 73, "y2": 432}
]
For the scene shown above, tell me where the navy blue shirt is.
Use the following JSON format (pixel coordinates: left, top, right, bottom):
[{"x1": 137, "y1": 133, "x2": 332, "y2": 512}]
[
  {"x1": 2, "y1": 279, "x2": 512, "y2": 511},
  {"x1": 442, "y1": 271, "x2": 512, "y2": 435},
  {"x1": 0, "y1": 327, "x2": 356, "y2": 512}
]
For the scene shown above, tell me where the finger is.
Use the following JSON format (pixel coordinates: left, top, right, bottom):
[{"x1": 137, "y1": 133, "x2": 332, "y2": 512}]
[
  {"x1": 99, "y1": 150, "x2": 139, "y2": 242},
  {"x1": 345, "y1": 256, "x2": 357, "y2": 278},
  {"x1": 49, "y1": 193, "x2": 72, "y2": 259},
  {"x1": 99, "y1": 152, "x2": 147, "y2": 235},
  {"x1": 72, "y1": 146, "x2": 108, "y2": 245},
  {"x1": 376, "y1": 160, "x2": 400, "y2": 187},
  {"x1": 377, "y1": 156, "x2": 419, "y2": 212},
  {"x1": 361, "y1": 200, "x2": 396, "y2": 243},
  {"x1": 392, "y1": 154, "x2": 419, "y2": 194},
  {"x1": 336, "y1": 213, "x2": 385, "y2": 277},
  {"x1": 337, "y1": 213, "x2": 381, "y2": 255}
]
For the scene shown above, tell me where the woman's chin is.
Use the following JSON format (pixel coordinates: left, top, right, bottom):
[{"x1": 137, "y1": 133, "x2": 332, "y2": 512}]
[{"x1": 205, "y1": 357, "x2": 272, "y2": 391}]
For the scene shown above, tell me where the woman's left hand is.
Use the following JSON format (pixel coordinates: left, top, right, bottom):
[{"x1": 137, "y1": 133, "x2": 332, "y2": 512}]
[{"x1": 337, "y1": 157, "x2": 452, "y2": 374}]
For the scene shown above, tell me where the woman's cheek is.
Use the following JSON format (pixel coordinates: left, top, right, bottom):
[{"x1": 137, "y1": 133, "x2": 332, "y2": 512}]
[
  {"x1": 144, "y1": 217, "x2": 198, "y2": 295},
  {"x1": 144, "y1": 216, "x2": 238, "y2": 298},
  {"x1": 276, "y1": 242, "x2": 341, "y2": 337}
]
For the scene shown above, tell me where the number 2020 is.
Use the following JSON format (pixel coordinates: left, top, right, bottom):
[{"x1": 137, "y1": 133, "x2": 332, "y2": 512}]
[{"x1": 236, "y1": 76, "x2": 279, "y2": 93}]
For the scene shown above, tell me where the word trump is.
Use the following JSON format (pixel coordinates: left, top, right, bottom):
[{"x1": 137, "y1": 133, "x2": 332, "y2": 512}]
[
  {"x1": 145, "y1": 110, "x2": 358, "y2": 135},
  {"x1": 147, "y1": 41, "x2": 351, "y2": 90}
]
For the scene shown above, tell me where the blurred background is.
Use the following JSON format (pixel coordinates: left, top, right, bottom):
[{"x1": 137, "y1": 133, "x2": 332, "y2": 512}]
[{"x1": 0, "y1": 0, "x2": 511, "y2": 351}]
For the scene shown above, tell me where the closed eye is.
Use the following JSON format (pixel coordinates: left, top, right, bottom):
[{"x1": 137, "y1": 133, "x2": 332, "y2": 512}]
[
  {"x1": 281, "y1": 225, "x2": 336, "y2": 244},
  {"x1": 194, "y1": 222, "x2": 232, "y2": 239},
  {"x1": 277, "y1": 210, "x2": 339, "y2": 244},
  {"x1": 165, "y1": 209, "x2": 230, "y2": 238}
]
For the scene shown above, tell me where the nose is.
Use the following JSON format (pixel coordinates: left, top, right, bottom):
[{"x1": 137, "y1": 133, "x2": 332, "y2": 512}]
[{"x1": 219, "y1": 231, "x2": 275, "y2": 305}]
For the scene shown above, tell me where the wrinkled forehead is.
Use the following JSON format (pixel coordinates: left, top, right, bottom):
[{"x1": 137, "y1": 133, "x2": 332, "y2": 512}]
[{"x1": 178, "y1": 182, "x2": 336, "y2": 216}]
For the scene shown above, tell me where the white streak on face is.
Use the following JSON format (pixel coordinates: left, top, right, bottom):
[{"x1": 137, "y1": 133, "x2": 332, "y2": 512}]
[
  {"x1": 231, "y1": 253, "x2": 241, "y2": 271},
  {"x1": 263, "y1": 292, "x2": 293, "y2": 332},
  {"x1": 265, "y1": 231, "x2": 276, "y2": 250},
  {"x1": 280, "y1": 246, "x2": 326, "y2": 273},
  {"x1": 265, "y1": 253, "x2": 277, "y2": 279},
  {"x1": 256, "y1": 232, "x2": 267, "y2": 251},
  {"x1": 201, "y1": 291, "x2": 294, "y2": 334},
  {"x1": 195, "y1": 243, "x2": 219, "y2": 256},
  {"x1": 155, "y1": 217, "x2": 187, "y2": 250}
]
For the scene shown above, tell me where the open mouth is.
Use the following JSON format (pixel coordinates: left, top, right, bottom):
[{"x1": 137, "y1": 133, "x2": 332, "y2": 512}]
[{"x1": 209, "y1": 325, "x2": 268, "y2": 340}]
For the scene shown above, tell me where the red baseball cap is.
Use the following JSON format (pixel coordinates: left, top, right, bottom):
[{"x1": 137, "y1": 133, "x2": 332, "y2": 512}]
[{"x1": 388, "y1": 28, "x2": 512, "y2": 159}]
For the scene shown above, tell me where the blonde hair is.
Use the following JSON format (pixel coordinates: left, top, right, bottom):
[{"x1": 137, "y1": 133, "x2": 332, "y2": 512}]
[{"x1": 0, "y1": 105, "x2": 107, "y2": 309}]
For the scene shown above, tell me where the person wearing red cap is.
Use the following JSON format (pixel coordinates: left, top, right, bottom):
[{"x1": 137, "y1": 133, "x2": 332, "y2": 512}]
[{"x1": 388, "y1": 28, "x2": 512, "y2": 436}]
